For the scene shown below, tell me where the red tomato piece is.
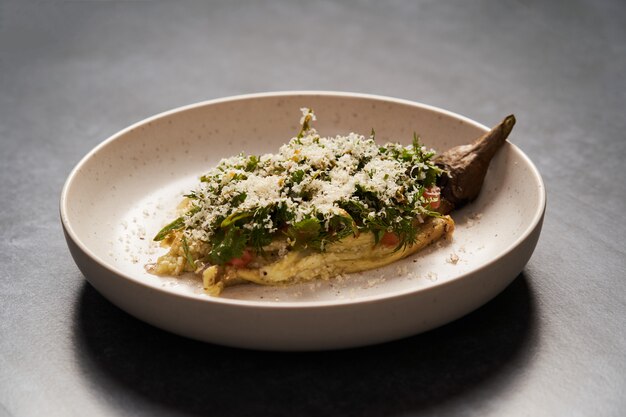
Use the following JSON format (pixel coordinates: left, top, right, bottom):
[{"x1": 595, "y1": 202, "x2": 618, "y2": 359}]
[
  {"x1": 227, "y1": 249, "x2": 253, "y2": 268},
  {"x1": 424, "y1": 186, "x2": 441, "y2": 209},
  {"x1": 380, "y1": 232, "x2": 400, "y2": 247}
]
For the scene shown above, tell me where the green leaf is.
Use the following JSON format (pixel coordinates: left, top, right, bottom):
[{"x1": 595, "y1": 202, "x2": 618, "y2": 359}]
[
  {"x1": 230, "y1": 192, "x2": 247, "y2": 207},
  {"x1": 286, "y1": 217, "x2": 321, "y2": 246},
  {"x1": 220, "y1": 211, "x2": 251, "y2": 228},
  {"x1": 181, "y1": 235, "x2": 195, "y2": 269},
  {"x1": 291, "y1": 169, "x2": 305, "y2": 184},
  {"x1": 413, "y1": 132, "x2": 421, "y2": 151},
  {"x1": 153, "y1": 217, "x2": 185, "y2": 241},
  {"x1": 424, "y1": 166, "x2": 440, "y2": 186},
  {"x1": 297, "y1": 109, "x2": 315, "y2": 139},
  {"x1": 329, "y1": 212, "x2": 358, "y2": 239},
  {"x1": 249, "y1": 226, "x2": 273, "y2": 253},
  {"x1": 373, "y1": 229, "x2": 386, "y2": 245},
  {"x1": 208, "y1": 227, "x2": 246, "y2": 265},
  {"x1": 245, "y1": 155, "x2": 260, "y2": 172}
]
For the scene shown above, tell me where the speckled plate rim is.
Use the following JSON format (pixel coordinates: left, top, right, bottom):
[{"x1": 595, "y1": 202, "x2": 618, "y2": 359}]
[{"x1": 60, "y1": 90, "x2": 546, "y2": 310}]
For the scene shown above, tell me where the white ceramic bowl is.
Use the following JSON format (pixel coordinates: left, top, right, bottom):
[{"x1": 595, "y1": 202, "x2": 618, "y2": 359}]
[{"x1": 61, "y1": 92, "x2": 545, "y2": 350}]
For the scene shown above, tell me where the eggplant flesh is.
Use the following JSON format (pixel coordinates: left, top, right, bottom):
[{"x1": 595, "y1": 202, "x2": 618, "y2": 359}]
[{"x1": 436, "y1": 115, "x2": 516, "y2": 214}]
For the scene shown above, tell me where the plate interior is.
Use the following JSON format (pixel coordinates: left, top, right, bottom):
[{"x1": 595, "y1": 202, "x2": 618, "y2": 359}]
[{"x1": 64, "y1": 94, "x2": 543, "y2": 304}]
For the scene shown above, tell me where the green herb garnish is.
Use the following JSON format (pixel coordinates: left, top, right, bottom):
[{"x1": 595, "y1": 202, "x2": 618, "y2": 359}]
[
  {"x1": 153, "y1": 217, "x2": 185, "y2": 241},
  {"x1": 181, "y1": 235, "x2": 195, "y2": 269},
  {"x1": 156, "y1": 108, "x2": 444, "y2": 265}
]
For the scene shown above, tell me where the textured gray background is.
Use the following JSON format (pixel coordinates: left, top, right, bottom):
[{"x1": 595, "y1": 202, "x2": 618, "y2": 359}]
[{"x1": 1, "y1": 0, "x2": 625, "y2": 416}]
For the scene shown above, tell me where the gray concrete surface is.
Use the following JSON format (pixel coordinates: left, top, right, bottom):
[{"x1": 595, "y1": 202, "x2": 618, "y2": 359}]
[{"x1": 1, "y1": 1, "x2": 625, "y2": 416}]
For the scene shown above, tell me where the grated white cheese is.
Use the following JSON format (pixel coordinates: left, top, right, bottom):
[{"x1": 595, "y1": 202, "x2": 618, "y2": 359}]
[{"x1": 182, "y1": 108, "x2": 440, "y2": 246}]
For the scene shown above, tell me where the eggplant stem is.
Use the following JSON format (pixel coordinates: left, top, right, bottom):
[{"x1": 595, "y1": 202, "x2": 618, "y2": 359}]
[{"x1": 436, "y1": 115, "x2": 516, "y2": 213}]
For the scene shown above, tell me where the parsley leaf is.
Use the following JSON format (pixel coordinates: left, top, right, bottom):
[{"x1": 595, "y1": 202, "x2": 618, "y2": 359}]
[
  {"x1": 286, "y1": 217, "x2": 321, "y2": 247},
  {"x1": 208, "y1": 227, "x2": 246, "y2": 265}
]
